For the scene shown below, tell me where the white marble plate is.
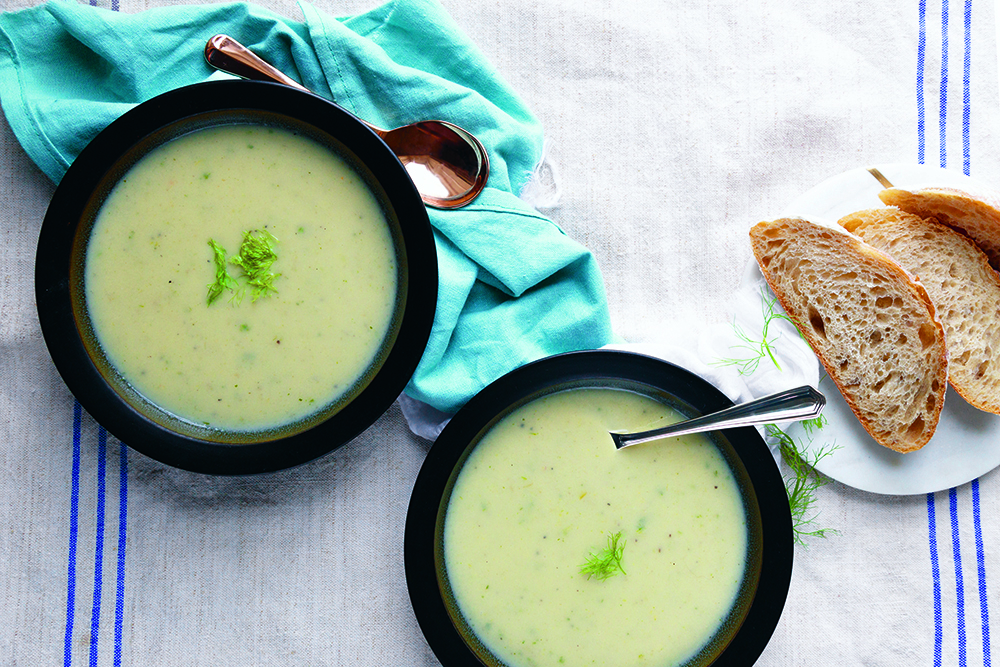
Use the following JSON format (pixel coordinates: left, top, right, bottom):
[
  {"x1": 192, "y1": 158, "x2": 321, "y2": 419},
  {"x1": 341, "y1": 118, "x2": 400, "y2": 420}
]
[{"x1": 762, "y1": 163, "x2": 1000, "y2": 495}]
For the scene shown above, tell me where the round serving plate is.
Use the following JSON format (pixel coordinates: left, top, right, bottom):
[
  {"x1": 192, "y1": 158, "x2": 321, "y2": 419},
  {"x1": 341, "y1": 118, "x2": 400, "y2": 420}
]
[
  {"x1": 404, "y1": 350, "x2": 792, "y2": 667},
  {"x1": 774, "y1": 162, "x2": 1000, "y2": 494},
  {"x1": 35, "y1": 80, "x2": 437, "y2": 475}
]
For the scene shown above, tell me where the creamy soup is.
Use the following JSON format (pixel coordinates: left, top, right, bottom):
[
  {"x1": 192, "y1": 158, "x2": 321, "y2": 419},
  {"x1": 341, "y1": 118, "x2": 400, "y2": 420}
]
[
  {"x1": 84, "y1": 124, "x2": 398, "y2": 432},
  {"x1": 443, "y1": 388, "x2": 748, "y2": 667}
]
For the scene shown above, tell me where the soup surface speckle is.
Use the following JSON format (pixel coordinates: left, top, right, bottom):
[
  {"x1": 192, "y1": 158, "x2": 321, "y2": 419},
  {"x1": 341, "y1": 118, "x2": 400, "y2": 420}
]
[
  {"x1": 443, "y1": 388, "x2": 748, "y2": 667},
  {"x1": 84, "y1": 124, "x2": 398, "y2": 431}
]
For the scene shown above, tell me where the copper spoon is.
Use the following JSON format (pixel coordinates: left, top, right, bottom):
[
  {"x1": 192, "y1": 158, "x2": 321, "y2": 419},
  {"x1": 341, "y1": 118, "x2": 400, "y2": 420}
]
[
  {"x1": 611, "y1": 385, "x2": 825, "y2": 449},
  {"x1": 205, "y1": 34, "x2": 489, "y2": 209}
]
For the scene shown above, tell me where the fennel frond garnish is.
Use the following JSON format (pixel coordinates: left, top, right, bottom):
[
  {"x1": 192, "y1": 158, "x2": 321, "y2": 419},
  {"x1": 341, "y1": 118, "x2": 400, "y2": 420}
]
[
  {"x1": 799, "y1": 414, "x2": 828, "y2": 436},
  {"x1": 206, "y1": 229, "x2": 280, "y2": 306},
  {"x1": 766, "y1": 423, "x2": 839, "y2": 546},
  {"x1": 230, "y1": 229, "x2": 280, "y2": 301},
  {"x1": 206, "y1": 239, "x2": 238, "y2": 305},
  {"x1": 580, "y1": 531, "x2": 627, "y2": 581},
  {"x1": 715, "y1": 290, "x2": 796, "y2": 375}
]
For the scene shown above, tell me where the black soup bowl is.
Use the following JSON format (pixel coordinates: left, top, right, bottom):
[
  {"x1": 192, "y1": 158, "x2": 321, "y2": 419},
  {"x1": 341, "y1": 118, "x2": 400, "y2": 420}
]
[
  {"x1": 35, "y1": 80, "x2": 437, "y2": 475},
  {"x1": 405, "y1": 350, "x2": 792, "y2": 667}
]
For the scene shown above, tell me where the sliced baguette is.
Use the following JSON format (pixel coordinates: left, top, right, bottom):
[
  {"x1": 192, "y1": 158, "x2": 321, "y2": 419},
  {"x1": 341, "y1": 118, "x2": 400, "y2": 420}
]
[
  {"x1": 840, "y1": 208, "x2": 1000, "y2": 414},
  {"x1": 750, "y1": 217, "x2": 947, "y2": 453},
  {"x1": 879, "y1": 186, "x2": 1000, "y2": 269}
]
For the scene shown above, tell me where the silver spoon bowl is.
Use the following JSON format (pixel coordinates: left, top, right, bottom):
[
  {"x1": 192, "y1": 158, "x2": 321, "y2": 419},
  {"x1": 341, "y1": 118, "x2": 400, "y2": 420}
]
[
  {"x1": 611, "y1": 385, "x2": 825, "y2": 449},
  {"x1": 205, "y1": 34, "x2": 489, "y2": 209}
]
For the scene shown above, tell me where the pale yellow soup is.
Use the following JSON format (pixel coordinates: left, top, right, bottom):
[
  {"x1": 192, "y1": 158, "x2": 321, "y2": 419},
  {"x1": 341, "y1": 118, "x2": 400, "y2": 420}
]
[
  {"x1": 84, "y1": 123, "x2": 398, "y2": 431},
  {"x1": 443, "y1": 388, "x2": 748, "y2": 667}
]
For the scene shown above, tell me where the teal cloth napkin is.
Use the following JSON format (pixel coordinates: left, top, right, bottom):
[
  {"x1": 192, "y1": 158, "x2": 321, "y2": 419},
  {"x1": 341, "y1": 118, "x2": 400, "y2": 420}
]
[{"x1": 0, "y1": 0, "x2": 614, "y2": 417}]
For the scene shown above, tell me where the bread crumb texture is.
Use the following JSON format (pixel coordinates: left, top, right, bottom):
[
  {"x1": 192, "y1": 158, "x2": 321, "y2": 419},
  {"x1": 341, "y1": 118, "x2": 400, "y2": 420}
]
[
  {"x1": 840, "y1": 208, "x2": 1000, "y2": 414},
  {"x1": 880, "y1": 186, "x2": 1000, "y2": 270},
  {"x1": 750, "y1": 217, "x2": 947, "y2": 453}
]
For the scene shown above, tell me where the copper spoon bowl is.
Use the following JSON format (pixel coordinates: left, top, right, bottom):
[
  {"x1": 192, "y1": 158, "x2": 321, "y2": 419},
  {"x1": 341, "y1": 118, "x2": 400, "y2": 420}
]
[{"x1": 205, "y1": 34, "x2": 489, "y2": 209}]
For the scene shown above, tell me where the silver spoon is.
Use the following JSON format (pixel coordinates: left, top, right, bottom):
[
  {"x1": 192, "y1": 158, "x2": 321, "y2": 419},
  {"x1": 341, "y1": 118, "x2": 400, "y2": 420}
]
[
  {"x1": 204, "y1": 34, "x2": 490, "y2": 210},
  {"x1": 611, "y1": 385, "x2": 825, "y2": 449}
]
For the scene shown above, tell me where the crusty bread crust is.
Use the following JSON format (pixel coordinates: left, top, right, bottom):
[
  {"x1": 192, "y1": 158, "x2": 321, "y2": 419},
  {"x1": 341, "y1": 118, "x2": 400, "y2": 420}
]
[
  {"x1": 879, "y1": 186, "x2": 1000, "y2": 270},
  {"x1": 840, "y1": 208, "x2": 1000, "y2": 414},
  {"x1": 750, "y1": 217, "x2": 947, "y2": 453}
]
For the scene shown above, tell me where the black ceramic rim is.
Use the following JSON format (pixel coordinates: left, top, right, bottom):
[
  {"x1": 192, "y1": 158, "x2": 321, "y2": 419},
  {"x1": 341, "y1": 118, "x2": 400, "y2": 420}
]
[
  {"x1": 35, "y1": 80, "x2": 437, "y2": 475},
  {"x1": 404, "y1": 350, "x2": 792, "y2": 667}
]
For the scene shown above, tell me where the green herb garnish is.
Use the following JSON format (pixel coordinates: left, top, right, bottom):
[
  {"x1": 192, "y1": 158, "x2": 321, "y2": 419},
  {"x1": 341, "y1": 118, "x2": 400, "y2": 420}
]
[
  {"x1": 206, "y1": 239, "x2": 238, "y2": 305},
  {"x1": 580, "y1": 531, "x2": 627, "y2": 580},
  {"x1": 230, "y1": 229, "x2": 280, "y2": 301},
  {"x1": 713, "y1": 290, "x2": 837, "y2": 546},
  {"x1": 205, "y1": 229, "x2": 280, "y2": 306},
  {"x1": 715, "y1": 289, "x2": 797, "y2": 375},
  {"x1": 800, "y1": 414, "x2": 828, "y2": 436},
  {"x1": 766, "y1": 423, "x2": 839, "y2": 546}
]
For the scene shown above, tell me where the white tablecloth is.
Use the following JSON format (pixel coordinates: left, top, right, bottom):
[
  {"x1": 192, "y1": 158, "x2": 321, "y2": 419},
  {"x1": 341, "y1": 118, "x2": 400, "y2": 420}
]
[{"x1": 1, "y1": 0, "x2": 997, "y2": 664}]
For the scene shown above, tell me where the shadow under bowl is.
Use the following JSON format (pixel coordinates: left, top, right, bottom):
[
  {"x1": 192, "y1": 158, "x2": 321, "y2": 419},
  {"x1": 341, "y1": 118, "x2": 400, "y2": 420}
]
[
  {"x1": 35, "y1": 80, "x2": 437, "y2": 475},
  {"x1": 405, "y1": 350, "x2": 792, "y2": 667}
]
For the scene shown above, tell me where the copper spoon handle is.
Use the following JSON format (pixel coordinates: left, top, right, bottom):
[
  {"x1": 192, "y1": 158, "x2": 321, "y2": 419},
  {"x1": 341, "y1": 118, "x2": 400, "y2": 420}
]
[
  {"x1": 204, "y1": 34, "x2": 489, "y2": 209},
  {"x1": 610, "y1": 385, "x2": 825, "y2": 449},
  {"x1": 206, "y1": 35, "x2": 308, "y2": 92},
  {"x1": 204, "y1": 35, "x2": 388, "y2": 137}
]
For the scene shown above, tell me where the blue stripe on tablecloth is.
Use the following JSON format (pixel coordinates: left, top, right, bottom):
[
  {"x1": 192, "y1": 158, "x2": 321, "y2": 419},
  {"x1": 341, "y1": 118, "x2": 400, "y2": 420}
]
[
  {"x1": 921, "y1": 1, "x2": 993, "y2": 663},
  {"x1": 930, "y1": 484, "x2": 994, "y2": 667},
  {"x1": 64, "y1": 402, "x2": 83, "y2": 667},
  {"x1": 961, "y1": 0, "x2": 971, "y2": 175},
  {"x1": 919, "y1": 0, "x2": 939, "y2": 656},
  {"x1": 950, "y1": 488, "x2": 968, "y2": 667},
  {"x1": 939, "y1": 0, "x2": 949, "y2": 168},
  {"x1": 960, "y1": 1, "x2": 991, "y2": 662},
  {"x1": 88, "y1": 428, "x2": 109, "y2": 667},
  {"x1": 973, "y1": 479, "x2": 992, "y2": 666},
  {"x1": 64, "y1": 418, "x2": 129, "y2": 667},
  {"x1": 69, "y1": 4, "x2": 127, "y2": 663},
  {"x1": 917, "y1": 0, "x2": 927, "y2": 163},
  {"x1": 928, "y1": 493, "x2": 944, "y2": 667},
  {"x1": 958, "y1": 2, "x2": 983, "y2": 663},
  {"x1": 114, "y1": 443, "x2": 128, "y2": 667}
]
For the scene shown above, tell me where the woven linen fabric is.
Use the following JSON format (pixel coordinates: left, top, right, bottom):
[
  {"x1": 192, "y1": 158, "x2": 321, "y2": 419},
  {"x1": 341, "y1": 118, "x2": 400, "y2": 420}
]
[{"x1": 1, "y1": 0, "x2": 999, "y2": 665}]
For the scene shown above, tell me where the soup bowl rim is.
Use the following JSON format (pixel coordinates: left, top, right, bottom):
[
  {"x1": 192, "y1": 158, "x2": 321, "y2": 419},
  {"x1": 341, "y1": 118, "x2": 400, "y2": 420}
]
[
  {"x1": 403, "y1": 349, "x2": 793, "y2": 667},
  {"x1": 34, "y1": 79, "x2": 438, "y2": 475}
]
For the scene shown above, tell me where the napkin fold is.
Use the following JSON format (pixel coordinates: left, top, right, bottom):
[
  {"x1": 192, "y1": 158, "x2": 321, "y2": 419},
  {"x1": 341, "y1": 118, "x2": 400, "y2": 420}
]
[{"x1": 0, "y1": 0, "x2": 614, "y2": 423}]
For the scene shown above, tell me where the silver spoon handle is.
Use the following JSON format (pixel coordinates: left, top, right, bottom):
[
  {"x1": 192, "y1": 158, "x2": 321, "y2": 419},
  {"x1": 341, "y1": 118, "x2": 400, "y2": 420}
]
[{"x1": 612, "y1": 385, "x2": 825, "y2": 449}]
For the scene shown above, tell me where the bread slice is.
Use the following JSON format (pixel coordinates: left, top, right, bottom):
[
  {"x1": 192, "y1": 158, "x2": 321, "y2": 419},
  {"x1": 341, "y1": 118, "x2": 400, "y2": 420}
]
[
  {"x1": 840, "y1": 208, "x2": 1000, "y2": 414},
  {"x1": 750, "y1": 217, "x2": 947, "y2": 453},
  {"x1": 879, "y1": 186, "x2": 1000, "y2": 269}
]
